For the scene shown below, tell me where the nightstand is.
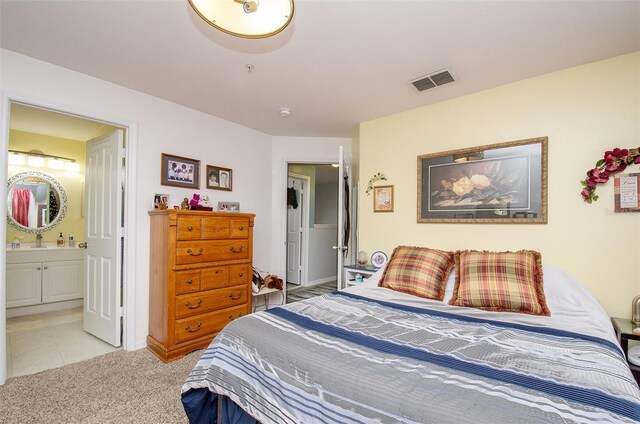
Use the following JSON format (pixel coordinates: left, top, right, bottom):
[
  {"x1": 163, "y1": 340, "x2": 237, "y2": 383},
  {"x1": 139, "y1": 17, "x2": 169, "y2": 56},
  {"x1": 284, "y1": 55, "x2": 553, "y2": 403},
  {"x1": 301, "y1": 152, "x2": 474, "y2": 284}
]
[
  {"x1": 611, "y1": 317, "x2": 640, "y2": 385},
  {"x1": 344, "y1": 265, "x2": 378, "y2": 288}
]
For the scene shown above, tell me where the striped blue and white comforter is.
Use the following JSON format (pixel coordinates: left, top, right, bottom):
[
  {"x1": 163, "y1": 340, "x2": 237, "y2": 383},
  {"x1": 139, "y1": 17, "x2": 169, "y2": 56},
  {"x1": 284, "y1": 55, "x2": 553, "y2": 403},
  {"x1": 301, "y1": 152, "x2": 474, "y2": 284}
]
[{"x1": 182, "y1": 285, "x2": 640, "y2": 423}]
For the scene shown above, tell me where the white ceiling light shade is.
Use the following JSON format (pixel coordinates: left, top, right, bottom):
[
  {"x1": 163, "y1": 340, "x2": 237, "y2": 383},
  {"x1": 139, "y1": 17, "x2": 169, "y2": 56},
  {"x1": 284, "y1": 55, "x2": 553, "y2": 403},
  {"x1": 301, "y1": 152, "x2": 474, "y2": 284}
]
[{"x1": 188, "y1": 0, "x2": 294, "y2": 39}]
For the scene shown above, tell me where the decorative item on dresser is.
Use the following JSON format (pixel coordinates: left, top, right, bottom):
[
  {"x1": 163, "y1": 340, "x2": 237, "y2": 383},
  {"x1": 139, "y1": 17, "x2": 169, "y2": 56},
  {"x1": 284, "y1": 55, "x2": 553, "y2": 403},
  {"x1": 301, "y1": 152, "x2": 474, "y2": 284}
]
[{"x1": 147, "y1": 209, "x2": 255, "y2": 362}]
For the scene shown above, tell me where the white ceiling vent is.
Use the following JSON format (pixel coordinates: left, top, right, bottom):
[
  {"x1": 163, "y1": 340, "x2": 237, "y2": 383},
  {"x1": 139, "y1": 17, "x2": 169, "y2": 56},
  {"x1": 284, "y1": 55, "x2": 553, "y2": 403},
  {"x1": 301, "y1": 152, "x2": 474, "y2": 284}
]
[{"x1": 409, "y1": 69, "x2": 455, "y2": 92}]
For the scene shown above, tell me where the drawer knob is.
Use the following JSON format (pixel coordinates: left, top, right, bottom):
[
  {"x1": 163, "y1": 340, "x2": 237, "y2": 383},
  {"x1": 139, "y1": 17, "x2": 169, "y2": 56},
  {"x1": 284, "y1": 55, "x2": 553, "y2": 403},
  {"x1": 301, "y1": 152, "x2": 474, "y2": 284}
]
[
  {"x1": 229, "y1": 292, "x2": 243, "y2": 300},
  {"x1": 239, "y1": 226, "x2": 244, "y2": 231},
  {"x1": 185, "y1": 323, "x2": 202, "y2": 333},
  {"x1": 228, "y1": 312, "x2": 243, "y2": 321},
  {"x1": 186, "y1": 248, "x2": 204, "y2": 256},
  {"x1": 230, "y1": 246, "x2": 244, "y2": 253},
  {"x1": 44, "y1": 266, "x2": 48, "y2": 270},
  {"x1": 36, "y1": 266, "x2": 41, "y2": 271},
  {"x1": 238, "y1": 273, "x2": 243, "y2": 277},
  {"x1": 214, "y1": 270, "x2": 220, "y2": 274},
  {"x1": 186, "y1": 299, "x2": 202, "y2": 309},
  {"x1": 187, "y1": 226, "x2": 193, "y2": 231},
  {"x1": 187, "y1": 279, "x2": 193, "y2": 284}
]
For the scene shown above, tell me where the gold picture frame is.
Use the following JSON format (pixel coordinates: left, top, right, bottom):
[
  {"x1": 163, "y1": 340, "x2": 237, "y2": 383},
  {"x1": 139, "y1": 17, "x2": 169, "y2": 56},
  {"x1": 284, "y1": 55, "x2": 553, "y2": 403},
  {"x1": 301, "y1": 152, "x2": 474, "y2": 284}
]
[
  {"x1": 417, "y1": 137, "x2": 547, "y2": 223},
  {"x1": 373, "y1": 185, "x2": 394, "y2": 212}
]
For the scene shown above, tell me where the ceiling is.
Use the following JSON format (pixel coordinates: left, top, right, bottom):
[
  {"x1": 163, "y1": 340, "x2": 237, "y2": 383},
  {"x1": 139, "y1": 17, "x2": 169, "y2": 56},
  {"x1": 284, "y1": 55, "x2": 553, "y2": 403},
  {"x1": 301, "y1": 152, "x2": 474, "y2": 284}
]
[
  {"x1": 1, "y1": 1, "x2": 638, "y2": 138},
  {"x1": 9, "y1": 103, "x2": 114, "y2": 141}
]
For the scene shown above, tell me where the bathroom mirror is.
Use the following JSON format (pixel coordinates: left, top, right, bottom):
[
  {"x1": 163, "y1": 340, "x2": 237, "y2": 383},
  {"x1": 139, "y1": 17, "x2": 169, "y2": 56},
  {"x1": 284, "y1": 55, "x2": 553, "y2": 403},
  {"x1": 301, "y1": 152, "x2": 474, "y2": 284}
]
[{"x1": 6, "y1": 171, "x2": 68, "y2": 234}]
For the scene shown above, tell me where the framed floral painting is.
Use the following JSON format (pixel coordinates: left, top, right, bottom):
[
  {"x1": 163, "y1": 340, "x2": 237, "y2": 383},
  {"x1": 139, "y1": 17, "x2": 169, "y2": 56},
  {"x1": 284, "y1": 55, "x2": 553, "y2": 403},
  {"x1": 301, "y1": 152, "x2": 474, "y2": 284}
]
[
  {"x1": 373, "y1": 185, "x2": 394, "y2": 212},
  {"x1": 417, "y1": 137, "x2": 547, "y2": 223}
]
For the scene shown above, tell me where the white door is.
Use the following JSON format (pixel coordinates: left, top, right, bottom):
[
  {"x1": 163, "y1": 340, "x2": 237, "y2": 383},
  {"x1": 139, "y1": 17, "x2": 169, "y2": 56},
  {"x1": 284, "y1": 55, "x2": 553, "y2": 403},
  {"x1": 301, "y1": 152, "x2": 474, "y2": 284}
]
[
  {"x1": 84, "y1": 129, "x2": 123, "y2": 347},
  {"x1": 286, "y1": 176, "x2": 304, "y2": 284},
  {"x1": 335, "y1": 146, "x2": 347, "y2": 289}
]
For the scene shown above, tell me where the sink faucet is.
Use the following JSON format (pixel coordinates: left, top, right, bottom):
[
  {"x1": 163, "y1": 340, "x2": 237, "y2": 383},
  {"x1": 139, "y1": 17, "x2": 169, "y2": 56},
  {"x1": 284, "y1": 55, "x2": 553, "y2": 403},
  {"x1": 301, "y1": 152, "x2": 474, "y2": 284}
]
[{"x1": 36, "y1": 233, "x2": 42, "y2": 248}]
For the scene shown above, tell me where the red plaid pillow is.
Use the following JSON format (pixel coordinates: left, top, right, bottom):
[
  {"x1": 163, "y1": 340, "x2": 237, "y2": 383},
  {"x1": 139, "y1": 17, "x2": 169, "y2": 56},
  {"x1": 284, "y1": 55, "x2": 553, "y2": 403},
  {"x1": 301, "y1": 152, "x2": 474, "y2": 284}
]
[
  {"x1": 379, "y1": 246, "x2": 454, "y2": 300},
  {"x1": 449, "y1": 250, "x2": 550, "y2": 316}
]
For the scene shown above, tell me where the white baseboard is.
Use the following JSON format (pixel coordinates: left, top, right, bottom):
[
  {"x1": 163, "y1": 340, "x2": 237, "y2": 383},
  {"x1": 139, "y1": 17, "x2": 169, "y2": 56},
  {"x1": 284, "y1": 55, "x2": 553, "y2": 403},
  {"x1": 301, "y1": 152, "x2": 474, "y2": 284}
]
[
  {"x1": 6, "y1": 299, "x2": 83, "y2": 318},
  {"x1": 304, "y1": 276, "x2": 337, "y2": 287}
]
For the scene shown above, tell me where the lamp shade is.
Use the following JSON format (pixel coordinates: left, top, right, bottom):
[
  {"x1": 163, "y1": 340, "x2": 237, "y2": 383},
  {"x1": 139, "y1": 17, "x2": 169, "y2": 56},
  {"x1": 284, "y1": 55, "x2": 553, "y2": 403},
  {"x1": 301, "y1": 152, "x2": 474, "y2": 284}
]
[{"x1": 189, "y1": 0, "x2": 294, "y2": 39}]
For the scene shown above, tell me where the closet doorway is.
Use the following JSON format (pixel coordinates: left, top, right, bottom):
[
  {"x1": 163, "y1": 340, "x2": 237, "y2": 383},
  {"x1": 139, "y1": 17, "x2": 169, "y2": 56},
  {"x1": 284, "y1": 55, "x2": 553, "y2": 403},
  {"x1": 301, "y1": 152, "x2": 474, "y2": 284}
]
[
  {"x1": 285, "y1": 164, "x2": 340, "y2": 301},
  {"x1": 1, "y1": 100, "x2": 137, "y2": 382}
]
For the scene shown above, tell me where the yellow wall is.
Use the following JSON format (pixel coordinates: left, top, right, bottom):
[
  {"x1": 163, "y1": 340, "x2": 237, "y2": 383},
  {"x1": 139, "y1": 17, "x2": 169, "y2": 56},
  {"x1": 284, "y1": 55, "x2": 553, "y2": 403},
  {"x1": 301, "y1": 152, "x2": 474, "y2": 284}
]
[
  {"x1": 7, "y1": 130, "x2": 86, "y2": 244},
  {"x1": 359, "y1": 52, "x2": 640, "y2": 318}
]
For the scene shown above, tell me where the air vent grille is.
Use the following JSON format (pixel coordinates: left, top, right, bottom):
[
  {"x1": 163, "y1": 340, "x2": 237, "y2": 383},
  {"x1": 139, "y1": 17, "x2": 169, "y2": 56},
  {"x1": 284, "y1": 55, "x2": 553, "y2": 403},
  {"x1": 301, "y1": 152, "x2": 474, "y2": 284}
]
[{"x1": 409, "y1": 69, "x2": 455, "y2": 92}]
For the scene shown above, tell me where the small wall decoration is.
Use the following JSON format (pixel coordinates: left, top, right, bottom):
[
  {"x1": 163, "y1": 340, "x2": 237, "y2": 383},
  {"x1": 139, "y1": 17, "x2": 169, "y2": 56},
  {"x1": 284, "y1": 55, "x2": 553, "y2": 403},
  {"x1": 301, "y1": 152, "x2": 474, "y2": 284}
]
[
  {"x1": 373, "y1": 185, "x2": 394, "y2": 212},
  {"x1": 417, "y1": 137, "x2": 547, "y2": 223},
  {"x1": 207, "y1": 165, "x2": 232, "y2": 191},
  {"x1": 366, "y1": 172, "x2": 387, "y2": 196},
  {"x1": 218, "y1": 201, "x2": 240, "y2": 212},
  {"x1": 614, "y1": 173, "x2": 640, "y2": 213},
  {"x1": 581, "y1": 147, "x2": 640, "y2": 203},
  {"x1": 153, "y1": 193, "x2": 169, "y2": 210},
  {"x1": 161, "y1": 153, "x2": 200, "y2": 189}
]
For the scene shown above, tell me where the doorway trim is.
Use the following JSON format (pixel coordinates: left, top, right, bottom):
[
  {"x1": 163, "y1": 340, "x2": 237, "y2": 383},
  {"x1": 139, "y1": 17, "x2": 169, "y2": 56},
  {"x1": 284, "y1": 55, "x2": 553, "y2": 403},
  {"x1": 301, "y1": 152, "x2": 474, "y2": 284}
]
[
  {"x1": 0, "y1": 92, "x2": 139, "y2": 385},
  {"x1": 286, "y1": 172, "x2": 311, "y2": 287}
]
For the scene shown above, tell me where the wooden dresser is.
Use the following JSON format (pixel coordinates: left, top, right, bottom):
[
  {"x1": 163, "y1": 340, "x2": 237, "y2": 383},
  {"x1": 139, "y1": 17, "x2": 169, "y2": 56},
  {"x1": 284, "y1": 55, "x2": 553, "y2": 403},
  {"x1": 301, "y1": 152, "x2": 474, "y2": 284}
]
[{"x1": 147, "y1": 210, "x2": 255, "y2": 362}]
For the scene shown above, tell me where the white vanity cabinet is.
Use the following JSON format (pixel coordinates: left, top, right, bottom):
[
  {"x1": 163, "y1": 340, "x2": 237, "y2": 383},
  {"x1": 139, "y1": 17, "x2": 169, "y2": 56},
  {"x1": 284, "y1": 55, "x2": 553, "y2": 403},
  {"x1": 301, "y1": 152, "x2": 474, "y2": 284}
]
[{"x1": 6, "y1": 248, "x2": 84, "y2": 309}]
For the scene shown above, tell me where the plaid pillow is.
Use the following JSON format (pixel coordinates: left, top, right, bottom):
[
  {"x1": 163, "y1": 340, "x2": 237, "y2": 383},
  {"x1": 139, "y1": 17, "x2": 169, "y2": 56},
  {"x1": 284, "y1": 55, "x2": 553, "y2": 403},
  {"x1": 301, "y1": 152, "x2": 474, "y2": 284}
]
[
  {"x1": 379, "y1": 246, "x2": 454, "y2": 300},
  {"x1": 449, "y1": 250, "x2": 550, "y2": 316}
]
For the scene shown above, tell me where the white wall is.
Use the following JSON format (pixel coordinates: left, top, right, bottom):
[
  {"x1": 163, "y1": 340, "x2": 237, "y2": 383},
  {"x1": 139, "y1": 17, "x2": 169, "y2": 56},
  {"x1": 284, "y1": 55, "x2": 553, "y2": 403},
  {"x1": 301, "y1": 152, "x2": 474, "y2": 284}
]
[
  {"x1": 315, "y1": 182, "x2": 338, "y2": 224},
  {"x1": 308, "y1": 228, "x2": 338, "y2": 284},
  {"x1": 0, "y1": 49, "x2": 273, "y2": 351},
  {"x1": 271, "y1": 137, "x2": 352, "y2": 280}
]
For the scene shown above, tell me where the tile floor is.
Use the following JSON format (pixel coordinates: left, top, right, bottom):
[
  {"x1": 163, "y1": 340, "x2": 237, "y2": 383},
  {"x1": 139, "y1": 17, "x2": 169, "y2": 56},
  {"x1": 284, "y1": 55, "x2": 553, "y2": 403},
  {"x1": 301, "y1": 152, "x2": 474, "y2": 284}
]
[{"x1": 5, "y1": 307, "x2": 120, "y2": 378}]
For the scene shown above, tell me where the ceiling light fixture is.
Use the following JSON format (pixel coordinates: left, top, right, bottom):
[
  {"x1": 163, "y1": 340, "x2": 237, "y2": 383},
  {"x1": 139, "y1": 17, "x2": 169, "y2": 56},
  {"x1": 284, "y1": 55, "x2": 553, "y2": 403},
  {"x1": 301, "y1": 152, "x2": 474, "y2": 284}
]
[{"x1": 188, "y1": 0, "x2": 294, "y2": 39}]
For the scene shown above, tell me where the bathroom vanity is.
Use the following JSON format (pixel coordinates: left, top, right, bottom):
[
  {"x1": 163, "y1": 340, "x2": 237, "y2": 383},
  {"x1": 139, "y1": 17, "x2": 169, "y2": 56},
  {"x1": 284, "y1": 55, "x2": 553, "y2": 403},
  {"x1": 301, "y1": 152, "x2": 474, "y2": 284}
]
[{"x1": 6, "y1": 246, "x2": 84, "y2": 315}]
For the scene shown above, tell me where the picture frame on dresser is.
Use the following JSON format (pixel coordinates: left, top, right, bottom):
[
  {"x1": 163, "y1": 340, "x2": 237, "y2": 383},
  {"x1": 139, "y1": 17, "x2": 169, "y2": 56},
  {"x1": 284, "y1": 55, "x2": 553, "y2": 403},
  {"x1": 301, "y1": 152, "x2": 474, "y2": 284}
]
[{"x1": 161, "y1": 153, "x2": 200, "y2": 189}]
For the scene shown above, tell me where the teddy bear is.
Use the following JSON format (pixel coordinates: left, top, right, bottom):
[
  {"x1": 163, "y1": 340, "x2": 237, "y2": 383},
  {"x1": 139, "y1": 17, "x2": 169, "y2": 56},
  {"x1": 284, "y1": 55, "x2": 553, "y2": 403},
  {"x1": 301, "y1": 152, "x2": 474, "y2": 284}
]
[
  {"x1": 189, "y1": 193, "x2": 200, "y2": 208},
  {"x1": 200, "y1": 195, "x2": 212, "y2": 208}
]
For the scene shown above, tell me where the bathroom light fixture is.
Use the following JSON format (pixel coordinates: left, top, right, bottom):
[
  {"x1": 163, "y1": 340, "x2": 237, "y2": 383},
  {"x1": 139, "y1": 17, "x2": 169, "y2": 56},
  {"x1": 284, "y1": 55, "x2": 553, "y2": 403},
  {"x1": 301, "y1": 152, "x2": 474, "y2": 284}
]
[
  {"x1": 188, "y1": 0, "x2": 294, "y2": 39},
  {"x1": 8, "y1": 149, "x2": 81, "y2": 173}
]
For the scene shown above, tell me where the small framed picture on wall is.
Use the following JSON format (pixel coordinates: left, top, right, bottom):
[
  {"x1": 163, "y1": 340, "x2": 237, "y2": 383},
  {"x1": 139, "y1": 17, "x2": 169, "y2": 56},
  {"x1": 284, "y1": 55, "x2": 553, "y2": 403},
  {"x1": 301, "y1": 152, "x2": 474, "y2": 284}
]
[
  {"x1": 207, "y1": 165, "x2": 232, "y2": 191},
  {"x1": 373, "y1": 185, "x2": 394, "y2": 212}
]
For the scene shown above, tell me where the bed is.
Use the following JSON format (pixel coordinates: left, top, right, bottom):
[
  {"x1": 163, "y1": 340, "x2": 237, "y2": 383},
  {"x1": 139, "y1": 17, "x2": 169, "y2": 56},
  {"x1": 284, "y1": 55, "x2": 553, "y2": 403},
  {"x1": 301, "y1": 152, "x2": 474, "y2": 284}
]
[{"x1": 181, "y1": 260, "x2": 640, "y2": 423}]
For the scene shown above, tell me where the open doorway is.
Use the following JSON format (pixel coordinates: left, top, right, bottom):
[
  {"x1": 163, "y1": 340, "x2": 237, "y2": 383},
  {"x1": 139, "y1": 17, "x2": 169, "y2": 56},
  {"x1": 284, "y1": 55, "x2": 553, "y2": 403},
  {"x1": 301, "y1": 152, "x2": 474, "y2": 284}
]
[
  {"x1": 286, "y1": 163, "x2": 340, "y2": 303},
  {"x1": 3, "y1": 103, "x2": 126, "y2": 378}
]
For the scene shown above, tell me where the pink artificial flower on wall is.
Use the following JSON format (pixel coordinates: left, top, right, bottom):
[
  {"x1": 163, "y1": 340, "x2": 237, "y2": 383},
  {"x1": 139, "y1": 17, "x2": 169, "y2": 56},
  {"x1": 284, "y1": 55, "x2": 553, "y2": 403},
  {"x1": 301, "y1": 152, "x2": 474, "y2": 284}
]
[{"x1": 581, "y1": 146, "x2": 640, "y2": 203}]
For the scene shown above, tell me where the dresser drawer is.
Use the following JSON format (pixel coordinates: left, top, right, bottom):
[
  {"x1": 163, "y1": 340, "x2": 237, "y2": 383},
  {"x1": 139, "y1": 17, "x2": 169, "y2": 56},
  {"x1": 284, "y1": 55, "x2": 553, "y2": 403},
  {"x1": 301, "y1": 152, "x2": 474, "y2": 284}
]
[
  {"x1": 176, "y1": 217, "x2": 202, "y2": 240},
  {"x1": 202, "y1": 217, "x2": 231, "y2": 239},
  {"x1": 176, "y1": 240, "x2": 249, "y2": 265},
  {"x1": 175, "y1": 270, "x2": 201, "y2": 294},
  {"x1": 174, "y1": 305, "x2": 245, "y2": 344},
  {"x1": 229, "y1": 264, "x2": 250, "y2": 286},
  {"x1": 230, "y1": 219, "x2": 250, "y2": 239},
  {"x1": 175, "y1": 285, "x2": 248, "y2": 319},
  {"x1": 201, "y1": 266, "x2": 230, "y2": 290}
]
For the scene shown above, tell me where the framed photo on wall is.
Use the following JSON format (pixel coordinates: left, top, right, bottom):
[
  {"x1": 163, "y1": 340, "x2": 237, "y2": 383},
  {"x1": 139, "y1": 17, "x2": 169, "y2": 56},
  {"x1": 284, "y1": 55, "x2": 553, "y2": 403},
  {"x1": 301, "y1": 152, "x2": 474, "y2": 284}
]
[
  {"x1": 614, "y1": 173, "x2": 640, "y2": 213},
  {"x1": 373, "y1": 185, "x2": 394, "y2": 212},
  {"x1": 417, "y1": 137, "x2": 547, "y2": 223},
  {"x1": 207, "y1": 165, "x2": 232, "y2": 191},
  {"x1": 161, "y1": 153, "x2": 200, "y2": 189}
]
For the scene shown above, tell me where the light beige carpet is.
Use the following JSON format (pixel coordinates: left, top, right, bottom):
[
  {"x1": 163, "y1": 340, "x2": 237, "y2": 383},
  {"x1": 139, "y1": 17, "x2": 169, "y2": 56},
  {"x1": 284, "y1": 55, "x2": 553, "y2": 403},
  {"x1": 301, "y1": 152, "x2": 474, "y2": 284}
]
[{"x1": 0, "y1": 348, "x2": 202, "y2": 424}]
